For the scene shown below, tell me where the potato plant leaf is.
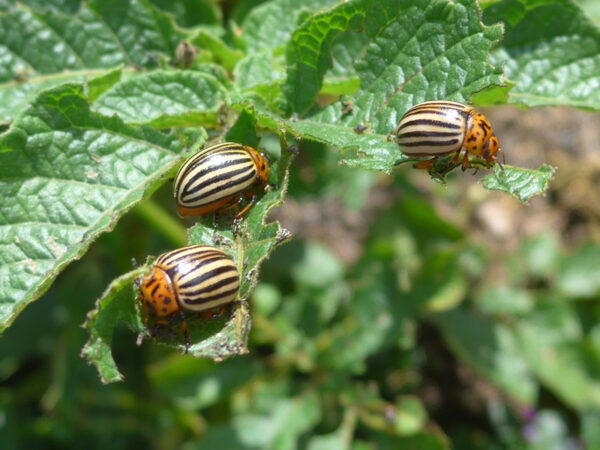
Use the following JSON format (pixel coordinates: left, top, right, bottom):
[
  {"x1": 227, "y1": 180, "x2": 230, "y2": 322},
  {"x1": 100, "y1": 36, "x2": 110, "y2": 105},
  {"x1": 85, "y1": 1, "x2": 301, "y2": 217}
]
[
  {"x1": 483, "y1": 0, "x2": 600, "y2": 109},
  {"x1": 0, "y1": 0, "x2": 187, "y2": 122},
  {"x1": 298, "y1": 0, "x2": 504, "y2": 133},
  {"x1": 481, "y1": 164, "x2": 556, "y2": 203},
  {"x1": 283, "y1": 0, "x2": 365, "y2": 115},
  {"x1": 82, "y1": 111, "x2": 293, "y2": 377},
  {"x1": 81, "y1": 268, "x2": 146, "y2": 383},
  {"x1": 241, "y1": 0, "x2": 341, "y2": 54},
  {"x1": 0, "y1": 82, "x2": 206, "y2": 332},
  {"x1": 164, "y1": 129, "x2": 294, "y2": 360},
  {"x1": 92, "y1": 70, "x2": 229, "y2": 129}
]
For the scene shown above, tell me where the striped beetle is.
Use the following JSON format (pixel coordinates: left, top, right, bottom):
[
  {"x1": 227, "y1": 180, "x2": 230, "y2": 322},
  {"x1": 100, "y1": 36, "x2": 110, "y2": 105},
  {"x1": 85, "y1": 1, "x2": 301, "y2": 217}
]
[
  {"x1": 137, "y1": 245, "x2": 240, "y2": 351},
  {"x1": 395, "y1": 101, "x2": 504, "y2": 172},
  {"x1": 174, "y1": 142, "x2": 269, "y2": 219}
]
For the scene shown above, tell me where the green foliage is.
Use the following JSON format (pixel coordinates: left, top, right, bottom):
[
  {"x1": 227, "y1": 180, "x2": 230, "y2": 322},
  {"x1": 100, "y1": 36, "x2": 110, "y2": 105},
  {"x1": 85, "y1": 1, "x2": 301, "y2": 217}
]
[
  {"x1": 1, "y1": 0, "x2": 599, "y2": 448},
  {"x1": 483, "y1": 0, "x2": 600, "y2": 108},
  {"x1": 0, "y1": 83, "x2": 206, "y2": 331}
]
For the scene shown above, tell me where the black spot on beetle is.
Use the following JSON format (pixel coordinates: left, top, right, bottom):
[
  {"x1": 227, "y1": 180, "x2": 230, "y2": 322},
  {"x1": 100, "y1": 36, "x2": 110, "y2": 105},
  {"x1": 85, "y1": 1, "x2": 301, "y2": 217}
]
[{"x1": 164, "y1": 297, "x2": 172, "y2": 304}]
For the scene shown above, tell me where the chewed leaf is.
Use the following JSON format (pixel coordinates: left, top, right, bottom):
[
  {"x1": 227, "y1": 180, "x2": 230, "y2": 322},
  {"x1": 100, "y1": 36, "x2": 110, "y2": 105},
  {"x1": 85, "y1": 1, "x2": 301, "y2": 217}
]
[
  {"x1": 179, "y1": 136, "x2": 294, "y2": 360},
  {"x1": 481, "y1": 164, "x2": 556, "y2": 203},
  {"x1": 286, "y1": 120, "x2": 406, "y2": 172},
  {"x1": 81, "y1": 268, "x2": 145, "y2": 384},
  {"x1": 84, "y1": 111, "x2": 294, "y2": 369}
]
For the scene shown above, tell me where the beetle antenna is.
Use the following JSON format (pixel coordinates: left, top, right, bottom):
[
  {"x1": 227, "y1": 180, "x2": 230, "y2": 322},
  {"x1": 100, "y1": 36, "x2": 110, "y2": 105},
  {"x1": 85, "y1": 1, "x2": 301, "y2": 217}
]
[{"x1": 496, "y1": 155, "x2": 506, "y2": 174}]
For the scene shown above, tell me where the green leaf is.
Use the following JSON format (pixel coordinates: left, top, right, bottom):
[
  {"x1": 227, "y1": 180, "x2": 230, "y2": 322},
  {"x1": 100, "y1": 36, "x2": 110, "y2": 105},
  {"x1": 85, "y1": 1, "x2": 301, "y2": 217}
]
[
  {"x1": 0, "y1": 82, "x2": 206, "y2": 332},
  {"x1": 241, "y1": 0, "x2": 340, "y2": 54},
  {"x1": 579, "y1": 0, "x2": 600, "y2": 23},
  {"x1": 369, "y1": 432, "x2": 450, "y2": 450},
  {"x1": 323, "y1": 32, "x2": 369, "y2": 95},
  {"x1": 189, "y1": 29, "x2": 244, "y2": 71},
  {"x1": 390, "y1": 396, "x2": 428, "y2": 435},
  {"x1": 86, "y1": 67, "x2": 123, "y2": 102},
  {"x1": 284, "y1": 0, "x2": 365, "y2": 114},
  {"x1": 133, "y1": 118, "x2": 292, "y2": 360},
  {"x1": 520, "y1": 233, "x2": 560, "y2": 279},
  {"x1": 0, "y1": 0, "x2": 187, "y2": 122},
  {"x1": 312, "y1": 0, "x2": 504, "y2": 134},
  {"x1": 558, "y1": 244, "x2": 600, "y2": 299},
  {"x1": 92, "y1": 70, "x2": 228, "y2": 128},
  {"x1": 524, "y1": 410, "x2": 573, "y2": 448},
  {"x1": 483, "y1": 0, "x2": 600, "y2": 109},
  {"x1": 0, "y1": 1, "x2": 81, "y2": 14},
  {"x1": 316, "y1": 265, "x2": 415, "y2": 372},
  {"x1": 290, "y1": 242, "x2": 344, "y2": 289},
  {"x1": 181, "y1": 171, "x2": 292, "y2": 359},
  {"x1": 234, "y1": 52, "x2": 286, "y2": 93},
  {"x1": 512, "y1": 302, "x2": 600, "y2": 409},
  {"x1": 434, "y1": 308, "x2": 537, "y2": 404},
  {"x1": 148, "y1": 0, "x2": 222, "y2": 27},
  {"x1": 81, "y1": 269, "x2": 145, "y2": 383},
  {"x1": 287, "y1": 120, "x2": 405, "y2": 172},
  {"x1": 480, "y1": 164, "x2": 556, "y2": 202},
  {"x1": 242, "y1": 0, "x2": 504, "y2": 173},
  {"x1": 475, "y1": 286, "x2": 534, "y2": 315},
  {"x1": 308, "y1": 428, "x2": 347, "y2": 450}
]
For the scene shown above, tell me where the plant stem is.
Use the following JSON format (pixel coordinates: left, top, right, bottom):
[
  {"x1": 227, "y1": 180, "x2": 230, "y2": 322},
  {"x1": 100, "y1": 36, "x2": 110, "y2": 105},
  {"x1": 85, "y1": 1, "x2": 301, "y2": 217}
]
[{"x1": 133, "y1": 200, "x2": 187, "y2": 247}]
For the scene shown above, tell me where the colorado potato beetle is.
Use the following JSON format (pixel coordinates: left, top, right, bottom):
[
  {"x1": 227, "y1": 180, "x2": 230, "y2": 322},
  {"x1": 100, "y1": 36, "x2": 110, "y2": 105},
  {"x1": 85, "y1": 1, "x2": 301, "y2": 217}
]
[
  {"x1": 137, "y1": 245, "x2": 240, "y2": 351},
  {"x1": 174, "y1": 142, "x2": 269, "y2": 218},
  {"x1": 395, "y1": 101, "x2": 504, "y2": 172}
]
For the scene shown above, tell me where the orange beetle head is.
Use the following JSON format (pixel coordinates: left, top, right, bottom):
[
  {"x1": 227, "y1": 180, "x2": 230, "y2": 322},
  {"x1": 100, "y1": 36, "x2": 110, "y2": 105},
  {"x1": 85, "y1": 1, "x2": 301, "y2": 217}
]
[
  {"x1": 464, "y1": 112, "x2": 504, "y2": 168},
  {"x1": 139, "y1": 267, "x2": 180, "y2": 317},
  {"x1": 484, "y1": 135, "x2": 500, "y2": 159},
  {"x1": 484, "y1": 134, "x2": 505, "y2": 171},
  {"x1": 464, "y1": 113, "x2": 494, "y2": 155},
  {"x1": 246, "y1": 146, "x2": 270, "y2": 185}
]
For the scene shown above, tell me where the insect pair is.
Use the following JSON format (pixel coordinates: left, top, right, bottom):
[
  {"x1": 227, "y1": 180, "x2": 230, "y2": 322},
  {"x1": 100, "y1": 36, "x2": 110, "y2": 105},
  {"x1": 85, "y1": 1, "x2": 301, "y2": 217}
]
[
  {"x1": 137, "y1": 143, "x2": 269, "y2": 352},
  {"x1": 138, "y1": 100, "x2": 506, "y2": 352}
]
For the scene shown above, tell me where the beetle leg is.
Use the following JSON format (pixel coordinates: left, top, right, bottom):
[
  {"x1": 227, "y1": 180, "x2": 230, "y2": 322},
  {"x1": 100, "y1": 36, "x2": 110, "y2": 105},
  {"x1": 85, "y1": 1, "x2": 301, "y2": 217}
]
[
  {"x1": 180, "y1": 310, "x2": 190, "y2": 354},
  {"x1": 200, "y1": 306, "x2": 227, "y2": 320},
  {"x1": 496, "y1": 148, "x2": 507, "y2": 173},
  {"x1": 212, "y1": 196, "x2": 243, "y2": 229},
  {"x1": 451, "y1": 150, "x2": 462, "y2": 165},
  {"x1": 412, "y1": 157, "x2": 437, "y2": 171},
  {"x1": 235, "y1": 193, "x2": 256, "y2": 220},
  {"x1": 461, "y1": 152, "x2": 471, "y2": 171}
]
